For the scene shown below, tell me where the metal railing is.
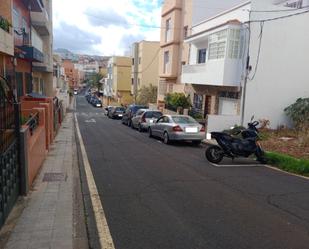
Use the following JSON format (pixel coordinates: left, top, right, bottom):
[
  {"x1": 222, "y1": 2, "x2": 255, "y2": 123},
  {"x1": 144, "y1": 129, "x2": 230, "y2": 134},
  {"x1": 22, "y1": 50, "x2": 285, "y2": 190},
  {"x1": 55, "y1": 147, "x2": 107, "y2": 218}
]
[{"x1": 25, "y1": 113, "x2": 39, "y2": 136}]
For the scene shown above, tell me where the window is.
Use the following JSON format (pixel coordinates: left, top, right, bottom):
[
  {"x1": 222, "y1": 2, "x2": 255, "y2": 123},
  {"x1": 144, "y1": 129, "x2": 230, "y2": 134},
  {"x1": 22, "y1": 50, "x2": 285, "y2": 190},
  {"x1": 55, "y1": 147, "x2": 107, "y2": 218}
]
[
  {"x1": 13, "y1": 8, "x2": 19, "y2": 29},
  {"x1": 197, "y1": 49, "x2": 207, "y2": 64},
  {"x1": 163, "y1": 51, "x2": 169, "y2": 73},
  {"x1": 228, "y1": 29, "x2": 241, "y2": 59},
  {"x1": 165, "y1": 18, "x2": 171, "y2": 42},
  {"x1": 132, "y1": 58, "x2": 134, "y2": 65},
  {"x1": 208, "y1": 29, "x2": 227, "y2": 60},
  {"x1": 22, "y1": 17, "x2": 28, "y2": 34},
  {"x1": 193, "y1": 94, "x2": 203, "y2": 110},
  {"x1": 184, "y1": 26, "x2": 188, "y2": 39},
  {"x1": 131, "y1": 78, "x2": 134, "y2": 85}
]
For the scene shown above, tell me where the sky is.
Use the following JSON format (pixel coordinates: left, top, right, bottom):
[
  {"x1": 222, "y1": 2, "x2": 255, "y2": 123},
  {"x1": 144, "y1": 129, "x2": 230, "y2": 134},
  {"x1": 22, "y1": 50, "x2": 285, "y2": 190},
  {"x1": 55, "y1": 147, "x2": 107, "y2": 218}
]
[{"x1": 53, "y1": 0, "x2": 163, "y2": 56}]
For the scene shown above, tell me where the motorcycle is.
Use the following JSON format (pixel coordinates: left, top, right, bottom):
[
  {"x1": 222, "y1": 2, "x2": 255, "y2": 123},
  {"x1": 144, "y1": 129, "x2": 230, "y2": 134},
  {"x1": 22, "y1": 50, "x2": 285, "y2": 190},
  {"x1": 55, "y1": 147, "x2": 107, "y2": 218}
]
[{"x1": 205, "y1": 117, "x2": 266, "y2": 164}]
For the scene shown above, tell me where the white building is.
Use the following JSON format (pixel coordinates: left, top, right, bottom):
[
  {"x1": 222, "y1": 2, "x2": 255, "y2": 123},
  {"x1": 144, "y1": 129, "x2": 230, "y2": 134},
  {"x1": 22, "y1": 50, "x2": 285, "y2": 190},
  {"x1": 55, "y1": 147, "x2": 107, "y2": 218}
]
[
  {"x1": 181, "y1": 2, "x2": 251, "y2": 121},
  {"x1": 243, "y1": 0, "x2": 309, "y2": 128}
]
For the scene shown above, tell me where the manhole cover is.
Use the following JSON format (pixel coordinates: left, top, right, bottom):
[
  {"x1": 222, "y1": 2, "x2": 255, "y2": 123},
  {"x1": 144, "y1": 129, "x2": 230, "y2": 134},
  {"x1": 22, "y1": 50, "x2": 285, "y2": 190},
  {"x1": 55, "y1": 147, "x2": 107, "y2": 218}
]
[{"x1": 43, "y1": 173, "x2": 66, "y2": 182}]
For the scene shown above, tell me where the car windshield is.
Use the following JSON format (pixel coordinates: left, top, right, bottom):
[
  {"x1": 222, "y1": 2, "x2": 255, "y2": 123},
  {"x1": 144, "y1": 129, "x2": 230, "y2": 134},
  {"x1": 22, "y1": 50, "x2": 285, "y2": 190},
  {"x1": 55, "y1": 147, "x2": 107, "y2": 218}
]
[
  {"x1": 115, "y1": 107, "x2": 125, "y2": 112},
  {"x1": 171, "y1": 116, "x2": 198, "y2": 124},
  {"x1": 145, "y1": 112, "x2": 162, "y2": 118}
]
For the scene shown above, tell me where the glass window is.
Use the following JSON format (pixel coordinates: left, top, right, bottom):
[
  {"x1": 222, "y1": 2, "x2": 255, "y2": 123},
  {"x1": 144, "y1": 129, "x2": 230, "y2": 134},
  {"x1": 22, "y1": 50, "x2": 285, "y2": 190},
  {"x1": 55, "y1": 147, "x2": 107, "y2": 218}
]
[
  {"x1": 208, "y1": 29, "x2": 227, "y2": 60},
  {"x1": 228, "y1": 29, "x2": 241, "y2": 59},
  {"x1": 164, "y1": 51, "x2": 169, "y2": 73},
  {"x1": 197, "y1": 49, "x2": 207, "y2": 64},
  {"x1": 13, "y1": 8, "x2": 19, "y2": 29},
  {"x1": 184, "y1": 26, "x2": 188, "y2": 39},
  {"x1": 165, "y1": 18, "x2": 171, "y2": 42},
  {"x1": 193, "y1": 94, "x2": 203, "y2": 110},
  {"x1": 145, "y1": 111, "x2": 162, "y2": 118},
  {"x1": 172, "y1": 116, "x2": 198, "y2": 124}
]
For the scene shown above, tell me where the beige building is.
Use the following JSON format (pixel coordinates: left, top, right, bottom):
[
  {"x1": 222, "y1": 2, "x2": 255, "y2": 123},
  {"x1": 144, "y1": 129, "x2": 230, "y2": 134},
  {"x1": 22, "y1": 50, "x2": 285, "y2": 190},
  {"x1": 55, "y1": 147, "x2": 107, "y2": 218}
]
[
  {"x1": 31, "y1": 0, "x2": 54, "y2": 97},
  {"x1": 157, "y1": 0, "x2": 192, "y2": 105},
  {"x1": 131, "y1": 40, "x2": 160, "y2": 101},
  {"x1": 105, "y1": 56, "x2": 133, "y2": 105}
]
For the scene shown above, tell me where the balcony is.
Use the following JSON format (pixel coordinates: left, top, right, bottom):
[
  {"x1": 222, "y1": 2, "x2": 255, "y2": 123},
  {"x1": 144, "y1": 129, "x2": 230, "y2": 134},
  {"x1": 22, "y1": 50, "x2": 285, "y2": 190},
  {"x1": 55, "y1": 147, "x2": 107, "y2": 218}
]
[
  {"x1": 31, "y1": 9, "x2": 50, "y2": 35},
  {"x1": 0, "y1": 17, "x2": 14, "y2": 56},
  {"x1": 33, "y1": 54, "x2": 53, "y2": 72},
  {"x1": 16, "y1": 32, "x2": 44, "y2": 62},
  {"x1": 181, "y1": 59, "x2": 241, "y2": 87}
]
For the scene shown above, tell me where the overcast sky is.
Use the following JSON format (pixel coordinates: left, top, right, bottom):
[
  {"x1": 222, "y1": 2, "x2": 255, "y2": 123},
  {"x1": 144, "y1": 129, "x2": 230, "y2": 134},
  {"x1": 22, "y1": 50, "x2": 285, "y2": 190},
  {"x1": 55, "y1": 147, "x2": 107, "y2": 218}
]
[{"x1": 53, "y1": 0, "x2": 162, "y2": 56}]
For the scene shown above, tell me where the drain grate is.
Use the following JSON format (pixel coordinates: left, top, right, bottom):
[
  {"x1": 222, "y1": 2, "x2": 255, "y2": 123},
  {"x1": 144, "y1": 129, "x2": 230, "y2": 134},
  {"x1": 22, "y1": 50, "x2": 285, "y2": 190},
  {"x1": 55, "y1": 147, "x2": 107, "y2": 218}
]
[{"x1": 43, "y1": 173, "x2": 66, "y2": 182}]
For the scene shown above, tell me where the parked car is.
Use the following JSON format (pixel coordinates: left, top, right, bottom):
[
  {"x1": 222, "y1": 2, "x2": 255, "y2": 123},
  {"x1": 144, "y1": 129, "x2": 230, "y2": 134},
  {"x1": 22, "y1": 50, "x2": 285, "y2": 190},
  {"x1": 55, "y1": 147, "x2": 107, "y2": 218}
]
[
  {"x1": 131, "y1": 109, "x2": 163, "y2": 132},
  {"x1": 73, "y1": 88, "x2": 78, "y2": 95},
  {"x1": 122, "y1": 104, "x2": 148, "y2": 126},
  {"x1": 148, "y1": 115, "x2": 205, "y2": 145},
  {"x1": 91, "y1": 98, "x2": 102, "y2": 108},
  {"x1": 106, "y1": 106, "x2": 115, "y2": 116},
  {"x1": 108, "y1": 106, "x2": 126, "y2": 119}
]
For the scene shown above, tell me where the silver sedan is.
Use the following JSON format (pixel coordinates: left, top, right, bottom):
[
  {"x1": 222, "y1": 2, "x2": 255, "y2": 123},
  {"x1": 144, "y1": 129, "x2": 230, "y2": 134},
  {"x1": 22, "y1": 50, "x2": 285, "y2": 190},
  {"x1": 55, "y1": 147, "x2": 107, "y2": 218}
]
[{"x1": 148, "y1": 115, "x2": 205, "y2": 145}]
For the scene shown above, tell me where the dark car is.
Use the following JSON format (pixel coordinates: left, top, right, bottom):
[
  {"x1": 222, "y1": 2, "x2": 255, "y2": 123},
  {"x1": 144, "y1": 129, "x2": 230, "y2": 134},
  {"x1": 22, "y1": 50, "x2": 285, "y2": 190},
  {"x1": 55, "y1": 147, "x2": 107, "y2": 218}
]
[
  {"x1": 91, "y1": 97, "x2": 102, "y2": 107},
  {"x1": 108, "y1": 106, "x2": 126, "y2": 119},
  {"x1": 121, "y1": 104, "x2": 148, "y2": 126}
]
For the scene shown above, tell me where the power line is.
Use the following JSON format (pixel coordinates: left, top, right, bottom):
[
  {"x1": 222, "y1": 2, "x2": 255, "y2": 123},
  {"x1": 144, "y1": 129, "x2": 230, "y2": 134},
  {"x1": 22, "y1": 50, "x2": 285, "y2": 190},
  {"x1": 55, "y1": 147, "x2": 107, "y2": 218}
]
[{"x1": 134, "y1": 47, "x2": 161, "y2": 74}]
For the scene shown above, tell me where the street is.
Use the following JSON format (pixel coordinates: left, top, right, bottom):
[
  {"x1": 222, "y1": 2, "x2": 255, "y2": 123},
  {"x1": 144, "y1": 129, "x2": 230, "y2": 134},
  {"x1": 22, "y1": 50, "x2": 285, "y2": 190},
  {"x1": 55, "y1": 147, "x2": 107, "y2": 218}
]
[{"x1": 76, "y1": 94, "x2": 309, "y2": 249}]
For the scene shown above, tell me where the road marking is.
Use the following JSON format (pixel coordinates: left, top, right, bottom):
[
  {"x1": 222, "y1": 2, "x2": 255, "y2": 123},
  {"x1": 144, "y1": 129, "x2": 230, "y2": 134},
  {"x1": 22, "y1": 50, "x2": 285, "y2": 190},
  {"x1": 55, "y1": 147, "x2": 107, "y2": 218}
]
[
  {"x1": 264, "y1": 165, "x2": 309, "y2": 180},
  {"x1": 75, "y1": 114, "x2": 115, "y2": 249},
  {"x1": 211, "y1": 162, "x2": 263, "y2": 167},
  {"x1": 85, "y1": 118, "x2": 96, "y2": 123}
]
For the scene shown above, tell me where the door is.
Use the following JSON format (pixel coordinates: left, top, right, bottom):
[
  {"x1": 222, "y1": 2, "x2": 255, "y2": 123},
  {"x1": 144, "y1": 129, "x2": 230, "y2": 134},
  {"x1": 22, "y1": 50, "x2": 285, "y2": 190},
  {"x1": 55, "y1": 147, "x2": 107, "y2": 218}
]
[
  {"x1": 204, "y1": 95, "x2": 211, "y2": 118},
  {"x1": 0, "y1": 76, "x2": 20, "y2": 229}
]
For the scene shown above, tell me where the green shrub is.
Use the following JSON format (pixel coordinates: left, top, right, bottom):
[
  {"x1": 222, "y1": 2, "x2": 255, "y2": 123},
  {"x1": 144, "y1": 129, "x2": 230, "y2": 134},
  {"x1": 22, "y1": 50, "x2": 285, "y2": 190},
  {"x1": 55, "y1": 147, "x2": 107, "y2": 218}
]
[
  {"x1": 0, "y1": 16, "x2": 12, "y2": 33},
  {"x1": 284, "y1": 98, "x2": 309, "y2": 130},
  {"x1": 165, "y1": 93, "x2": 191, "y2": 111}
]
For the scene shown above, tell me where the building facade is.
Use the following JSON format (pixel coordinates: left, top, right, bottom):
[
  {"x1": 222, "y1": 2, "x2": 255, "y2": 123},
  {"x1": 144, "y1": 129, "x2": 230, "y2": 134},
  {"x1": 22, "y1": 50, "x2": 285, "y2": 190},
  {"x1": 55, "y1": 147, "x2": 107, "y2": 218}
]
[
  {"x1": 105, "y1": 56, "x2": 133, "y2": 105},
  {"x1": 131, "y1": 40, "x2": 160, "y2": 101},
  {"x1": 243, "y1": 0, "x2": 309, "y2": 128},
  {"x1": 157, "y1": 0, "x2": 192, "y2": 105},
  {"x1": 181, "y1": 2, "x2": 251, "y2": 118}
]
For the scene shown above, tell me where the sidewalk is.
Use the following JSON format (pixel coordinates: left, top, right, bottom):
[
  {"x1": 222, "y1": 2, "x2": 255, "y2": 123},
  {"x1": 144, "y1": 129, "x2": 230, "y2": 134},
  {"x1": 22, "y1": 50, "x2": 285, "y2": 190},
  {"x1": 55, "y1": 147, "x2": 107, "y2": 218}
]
[{"x1": 3, "y1": 112, "x2": 88, "y2": 249}]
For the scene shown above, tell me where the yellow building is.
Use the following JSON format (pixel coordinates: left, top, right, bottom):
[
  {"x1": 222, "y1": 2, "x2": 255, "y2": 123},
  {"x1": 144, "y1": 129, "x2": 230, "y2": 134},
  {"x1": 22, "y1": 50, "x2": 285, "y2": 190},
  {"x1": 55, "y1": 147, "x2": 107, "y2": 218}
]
[
  {"x1": 131, "y1": 41, "x2": 160, "y2": 101},
  {"x1": 106, "y1": 56, "x2": 133, "y2": 105}
]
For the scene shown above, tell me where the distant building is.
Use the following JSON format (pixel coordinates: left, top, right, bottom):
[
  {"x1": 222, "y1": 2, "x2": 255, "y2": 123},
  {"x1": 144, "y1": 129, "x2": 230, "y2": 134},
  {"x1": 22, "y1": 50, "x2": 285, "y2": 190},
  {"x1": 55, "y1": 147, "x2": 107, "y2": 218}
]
[
  {"x1": 131, "y1": 40, "x2": 160, "y2": 101},
  {"x1": 105, "y1": 56, "x2": 133, "y2": 105}
]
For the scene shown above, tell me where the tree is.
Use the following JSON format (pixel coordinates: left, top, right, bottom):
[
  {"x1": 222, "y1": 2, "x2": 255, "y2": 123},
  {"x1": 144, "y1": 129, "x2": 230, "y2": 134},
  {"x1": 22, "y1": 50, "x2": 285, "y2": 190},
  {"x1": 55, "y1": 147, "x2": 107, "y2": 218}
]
[
  {"x1": 90, "y1": 73, "x2": 104, "y2": 91},
  {"x1": 136, "y1": 84, "x2": 157, "y2": 105},
  {"x1": 164, "y1": 92, "x2": 191, "y2": 111}
]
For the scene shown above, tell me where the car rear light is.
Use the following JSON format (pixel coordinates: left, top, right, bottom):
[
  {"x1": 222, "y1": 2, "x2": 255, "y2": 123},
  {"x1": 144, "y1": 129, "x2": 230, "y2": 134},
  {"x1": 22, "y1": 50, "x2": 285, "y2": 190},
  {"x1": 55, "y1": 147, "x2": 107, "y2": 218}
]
[
  {"x1": 172, "y1": 125, "x2": 183, "y2": 132},
  {"x1": 141, "y1": 114, "x2": 146, "y2": 123},
  {"x1": 200, "y1": 126, "x2": 205, "y2": 132}
]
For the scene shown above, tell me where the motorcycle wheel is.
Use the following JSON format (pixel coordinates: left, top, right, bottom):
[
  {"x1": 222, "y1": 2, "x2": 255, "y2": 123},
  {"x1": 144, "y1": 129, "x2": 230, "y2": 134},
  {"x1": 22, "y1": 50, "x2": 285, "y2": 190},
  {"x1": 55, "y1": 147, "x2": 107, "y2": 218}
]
[{"x1": 205, "y1": 145, "x2": 224, "y2": 164}]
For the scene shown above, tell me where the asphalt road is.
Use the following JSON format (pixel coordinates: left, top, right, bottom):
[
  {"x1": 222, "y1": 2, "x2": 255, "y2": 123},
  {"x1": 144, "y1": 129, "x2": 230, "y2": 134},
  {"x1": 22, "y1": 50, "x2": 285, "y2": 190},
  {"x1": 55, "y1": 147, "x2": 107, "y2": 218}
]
[{"x1": 76, "y1": 94, "x2": 309, "y2": 249}]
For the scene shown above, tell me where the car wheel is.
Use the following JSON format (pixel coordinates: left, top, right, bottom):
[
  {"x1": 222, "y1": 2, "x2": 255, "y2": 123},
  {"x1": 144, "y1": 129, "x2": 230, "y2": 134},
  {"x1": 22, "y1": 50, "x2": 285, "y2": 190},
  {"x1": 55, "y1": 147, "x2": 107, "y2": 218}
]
[
  {"x1": 163, "y1": 132, "x2": 170, "y2": 145},
  {"x1": 138, "y1": 124, "x2": 143, "y2": 132},
  {"x1": 148, "y1": 128, "x2": 153, "y2": 138}
]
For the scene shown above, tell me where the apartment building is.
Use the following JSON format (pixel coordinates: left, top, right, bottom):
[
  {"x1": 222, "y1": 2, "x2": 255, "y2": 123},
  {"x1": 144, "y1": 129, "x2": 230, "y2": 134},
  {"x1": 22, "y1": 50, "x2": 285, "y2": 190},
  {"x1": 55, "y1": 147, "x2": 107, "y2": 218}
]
[
  {"x1": 105, "y1": 56, "x2": 133, "y2": 105},
  {"x1": 131, "y1": 40, "x2": 160, "y2": 101},
  {"x1": 181, "y1": 2, "x2": 250, "y2": 118},
  {"x1": 31, "y1": 0, "x2": 54, "y2": 97},
  {"x1": 157, "y1": 0, "x2": 192, "y2": 105},
  {"x1": 62, "y1": 59, "x2": 79, "y2": 89},
  {"x1": 0, "y1": 0, "x2": 14, "y2": 79}
]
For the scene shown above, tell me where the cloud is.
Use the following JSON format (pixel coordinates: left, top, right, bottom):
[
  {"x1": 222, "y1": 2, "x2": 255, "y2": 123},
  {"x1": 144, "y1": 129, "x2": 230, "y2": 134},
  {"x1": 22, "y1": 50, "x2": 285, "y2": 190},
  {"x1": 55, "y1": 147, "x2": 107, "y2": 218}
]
[
  {"x1": 85, "y1": 8, "x2": 128, "y2": 27},
  {"x1": 53, "y1": 22, "x2": 101, "y2": 54},
  {"x1": 52, "y1": 0, "x2": 162, "y2": 55}
]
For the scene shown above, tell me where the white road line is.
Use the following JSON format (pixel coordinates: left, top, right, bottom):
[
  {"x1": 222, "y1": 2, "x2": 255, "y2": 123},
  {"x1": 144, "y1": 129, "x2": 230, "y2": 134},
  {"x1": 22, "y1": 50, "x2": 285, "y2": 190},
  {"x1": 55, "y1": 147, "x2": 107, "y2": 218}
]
[
  {"x1": 211, "y1": 163, "x2": 263, "y2": 167},
  {"x1": 264, "y1": 165, "x2": 309, "y2": 180},
  {"x1": 75, "y1": 114, "x2": 115, "y2": 249}
]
